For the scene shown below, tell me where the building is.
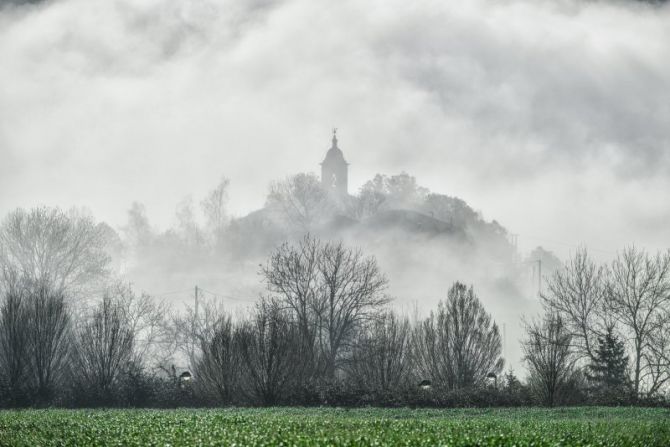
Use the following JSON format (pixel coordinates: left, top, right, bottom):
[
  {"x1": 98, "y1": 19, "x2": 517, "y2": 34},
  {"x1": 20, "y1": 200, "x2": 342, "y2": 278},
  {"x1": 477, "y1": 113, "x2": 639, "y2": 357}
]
[{"x1": 320, "y1": 129, "x2": 349, "y2": 196}]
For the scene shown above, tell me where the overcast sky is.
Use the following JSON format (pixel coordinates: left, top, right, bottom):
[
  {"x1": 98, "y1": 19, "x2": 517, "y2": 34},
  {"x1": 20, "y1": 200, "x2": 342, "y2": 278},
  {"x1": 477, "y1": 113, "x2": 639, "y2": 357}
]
[{"x1": 1, "y1": 0, "x2": 669, "y2": 260}]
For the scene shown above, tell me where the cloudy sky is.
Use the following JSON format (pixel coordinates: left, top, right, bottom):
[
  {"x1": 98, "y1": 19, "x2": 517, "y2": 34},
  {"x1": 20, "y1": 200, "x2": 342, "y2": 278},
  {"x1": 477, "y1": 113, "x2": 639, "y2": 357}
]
[{"x1": 1, "y1": 0, "x2": 669, "y2": 260}]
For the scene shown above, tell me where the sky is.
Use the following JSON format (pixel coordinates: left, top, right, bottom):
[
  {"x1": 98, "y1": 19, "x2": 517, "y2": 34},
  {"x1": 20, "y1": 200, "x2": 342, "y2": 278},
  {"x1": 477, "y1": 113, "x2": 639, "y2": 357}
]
[{"x1": 1, "y1": 0, "x2": 669, "y2": 261}]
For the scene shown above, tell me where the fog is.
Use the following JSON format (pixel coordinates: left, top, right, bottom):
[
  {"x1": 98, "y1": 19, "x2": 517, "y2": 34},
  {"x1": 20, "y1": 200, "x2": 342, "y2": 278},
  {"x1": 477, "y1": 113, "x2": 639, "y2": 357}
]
[{"x1": 1, "y1": 0, "x2": 669, "y2": 371}]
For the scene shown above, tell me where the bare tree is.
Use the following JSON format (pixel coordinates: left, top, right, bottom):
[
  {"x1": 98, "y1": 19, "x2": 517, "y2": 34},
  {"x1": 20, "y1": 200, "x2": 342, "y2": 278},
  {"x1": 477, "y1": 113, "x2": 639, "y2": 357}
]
[
  {"x1": 236, "y1": 299, "x2": 300, "y2": 405},
  {"x1": 646, "y1": 312, "x2": 670, "y2": 397},
  {"x1": 193, "y1": 315, "x2": 240, "y2": 403},
  {"x1": 72, "y1": 283, "x2": 167, "y2": 398},
  {"x1": 201, "y1": 177, "x2": 230, "y2": 245},
  {"x1": 413, "y1": 283, "x2": 503, "y2": 390},
  {"x1": 266, "y1": 173, "x2": 333, "y2": 230},
  {"x1": 72, "y1": 290, "x2": 134, "y2": 397},
  {"x1": 0, "y1": 270, "x2": 29, "y2": 403},
  {"x1": 262, "y1": 235, "x2": 389, "y2": 380},
  {"x1": 522, "y1": 314, "x2": 575, "y2": 407},
  {"x1": 0, "y1": 207, "x2": 112, "y2": 294},
  {"x1": 608, "y1": 247, "x2": 670, "y2": 398},
  {"x1": 345, "y1": 311, "x2": 411, "y2": 394},
  {"x1": 261, "y1": 235, "x2": 322, "y2": 378},
  {"x1": 541, "y1": 247, "x2": 608, "y2": 363},
  {"x1": 25, "y1": 280, "x2": 71, "y2": 403},
  {"x1": 316, "y1": 240, "x2": 389, "y2": 378}
]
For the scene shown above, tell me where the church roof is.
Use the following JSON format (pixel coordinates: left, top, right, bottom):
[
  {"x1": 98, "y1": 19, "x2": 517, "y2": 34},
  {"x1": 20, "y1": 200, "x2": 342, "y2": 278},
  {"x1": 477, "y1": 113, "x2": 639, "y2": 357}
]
[{"x1": 321, "y1": 131, "x2": 348, "y2": 165}]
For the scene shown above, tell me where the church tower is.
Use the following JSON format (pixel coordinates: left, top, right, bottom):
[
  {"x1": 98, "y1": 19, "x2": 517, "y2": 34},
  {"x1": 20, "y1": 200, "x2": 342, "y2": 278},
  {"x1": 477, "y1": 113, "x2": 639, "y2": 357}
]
[{"x1": 321, "y1": 129, "x2": 349, "y2": 195}]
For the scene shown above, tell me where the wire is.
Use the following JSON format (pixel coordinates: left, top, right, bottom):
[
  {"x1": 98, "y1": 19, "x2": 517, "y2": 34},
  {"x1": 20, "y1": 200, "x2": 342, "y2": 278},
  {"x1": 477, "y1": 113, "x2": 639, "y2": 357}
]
[
  {"x1": 197, "y1": 287, "x2": 258, "y2": 303},
  {"x1": 519, "y1": 234, "x2": 616, "y2": 256}
]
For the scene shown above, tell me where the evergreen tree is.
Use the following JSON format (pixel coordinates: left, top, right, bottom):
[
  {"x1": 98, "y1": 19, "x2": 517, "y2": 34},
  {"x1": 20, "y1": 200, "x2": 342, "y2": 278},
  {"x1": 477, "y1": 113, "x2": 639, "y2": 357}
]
[{"x1": 586, "y1": 327, "x2": 631, "y2": 403}]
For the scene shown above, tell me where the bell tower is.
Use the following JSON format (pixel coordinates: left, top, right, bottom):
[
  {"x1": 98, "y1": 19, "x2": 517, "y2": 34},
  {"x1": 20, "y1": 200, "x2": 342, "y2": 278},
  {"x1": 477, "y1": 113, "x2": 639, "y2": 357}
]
[{"x1": 320, "y1": 129, "x2": 349, "y2": 196}]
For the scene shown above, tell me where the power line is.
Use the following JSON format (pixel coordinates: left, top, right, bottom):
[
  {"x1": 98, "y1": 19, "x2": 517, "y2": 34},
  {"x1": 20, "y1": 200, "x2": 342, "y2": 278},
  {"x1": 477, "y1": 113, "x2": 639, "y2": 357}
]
[
  {"x1": 520, "y1": 233, "x2": 616, "y2": 256},
  {"x1": 196, "y1": 287, "x2": 258, "y2": 303}
]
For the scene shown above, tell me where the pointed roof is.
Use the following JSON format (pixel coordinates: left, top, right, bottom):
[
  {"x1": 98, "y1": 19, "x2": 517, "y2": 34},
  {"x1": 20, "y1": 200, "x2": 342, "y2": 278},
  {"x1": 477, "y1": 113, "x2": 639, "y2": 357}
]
[{"x1": 321, "y1": 128, "x2": 348, "y2": 165}]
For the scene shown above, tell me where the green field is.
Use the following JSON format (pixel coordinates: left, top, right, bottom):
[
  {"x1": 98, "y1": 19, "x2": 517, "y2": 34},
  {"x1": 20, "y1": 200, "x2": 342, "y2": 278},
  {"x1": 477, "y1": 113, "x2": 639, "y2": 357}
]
[{"x1": 0, "y1": 407, "x2": 668, "y2": 446}]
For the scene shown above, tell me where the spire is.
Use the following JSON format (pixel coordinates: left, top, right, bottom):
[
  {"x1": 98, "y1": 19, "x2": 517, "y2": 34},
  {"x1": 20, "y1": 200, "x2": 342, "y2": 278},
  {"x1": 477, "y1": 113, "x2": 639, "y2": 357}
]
[{"x1": 332, "y1": 127, "x2": 338, "y2": 148}]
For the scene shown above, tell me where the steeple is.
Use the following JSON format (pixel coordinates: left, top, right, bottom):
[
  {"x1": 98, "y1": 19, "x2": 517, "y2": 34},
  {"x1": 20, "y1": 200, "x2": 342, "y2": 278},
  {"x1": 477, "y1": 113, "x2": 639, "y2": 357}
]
[{"x1": 321, "y1": 128, "x2": 349, "y2": 196}]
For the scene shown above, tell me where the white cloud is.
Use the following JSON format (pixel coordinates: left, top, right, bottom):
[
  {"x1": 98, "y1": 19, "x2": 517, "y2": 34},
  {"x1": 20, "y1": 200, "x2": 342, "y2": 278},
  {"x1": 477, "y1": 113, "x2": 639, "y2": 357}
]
[{"x1": 0, "y1": 0, "x2": 669, "y2": 258}]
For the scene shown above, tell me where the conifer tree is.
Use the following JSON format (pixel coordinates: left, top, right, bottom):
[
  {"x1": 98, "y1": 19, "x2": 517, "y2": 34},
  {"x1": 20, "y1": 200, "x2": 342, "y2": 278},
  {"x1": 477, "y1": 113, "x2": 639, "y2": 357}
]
[{"x1": 586, "y1": 327, "x2": 631, "y2": 402}]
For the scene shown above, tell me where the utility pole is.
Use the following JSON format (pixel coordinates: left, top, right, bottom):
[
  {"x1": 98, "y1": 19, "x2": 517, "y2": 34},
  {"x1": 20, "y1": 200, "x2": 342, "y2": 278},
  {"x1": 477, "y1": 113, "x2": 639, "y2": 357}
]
[
  {"x1": 194, "y1": 285, "x2": 199, "y2": 323},
  {"x1": 188, "y1": 285, "x2": 200, "y2": 371},
  {"x1": 503, "y1": 323, "x2": 507, "y2": 361},
  {"x1": 538, "y1": 258, "x2": 542, "y2": 297},
  {"x1": 509, "y1": 233, "x2": 519, "y2": 262},
  {"x1": 531, "y1": 259, "x2": 542, "y2": 298}
]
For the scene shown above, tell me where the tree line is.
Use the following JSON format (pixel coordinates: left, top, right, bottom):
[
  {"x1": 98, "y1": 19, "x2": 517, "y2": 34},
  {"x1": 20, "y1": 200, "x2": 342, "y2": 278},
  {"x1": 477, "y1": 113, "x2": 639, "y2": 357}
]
[
  {"x1": 0, "y1": 206, "x2": 668, "y2": 407},
  {"x1": 524, "y1": 247, "x2": 670, "y2": 406}
]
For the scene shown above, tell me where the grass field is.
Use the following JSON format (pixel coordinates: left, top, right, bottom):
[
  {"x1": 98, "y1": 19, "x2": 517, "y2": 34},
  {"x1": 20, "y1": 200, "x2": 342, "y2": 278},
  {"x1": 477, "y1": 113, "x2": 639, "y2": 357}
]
[{"x1": 0, "y1": 407, "x2": 668, "y2": 446}]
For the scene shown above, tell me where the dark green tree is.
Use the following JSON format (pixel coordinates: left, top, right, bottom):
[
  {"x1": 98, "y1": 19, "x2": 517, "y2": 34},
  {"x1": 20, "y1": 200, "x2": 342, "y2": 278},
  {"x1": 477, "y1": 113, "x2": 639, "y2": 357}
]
[{"x1": 585, "y1": 327, "x2": 631, "y2": 403}]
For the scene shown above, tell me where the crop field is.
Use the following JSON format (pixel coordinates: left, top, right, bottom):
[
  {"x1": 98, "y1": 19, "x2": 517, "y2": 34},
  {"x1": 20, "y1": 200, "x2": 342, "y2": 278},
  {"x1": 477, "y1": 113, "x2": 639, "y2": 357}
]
[{"x1": 0, "y1": 407, "x2": 668, "y2": 446}]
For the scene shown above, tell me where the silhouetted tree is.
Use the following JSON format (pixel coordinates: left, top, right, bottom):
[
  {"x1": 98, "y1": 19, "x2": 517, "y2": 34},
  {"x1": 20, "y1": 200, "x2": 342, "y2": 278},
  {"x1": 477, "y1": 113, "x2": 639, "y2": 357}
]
[
  {"x1": 193, "y1": 315, "x2": 240, "y2": 404},
  {"x1": 315, "y1": 240, "x2": 389, "y2": 378},
  {"x1": 0, "y1": 271, "x2": 29, "y2": 405},
  {"x1": 585, "y1": 327, "x2": 631, "y2": 403},
  {"x1": 345, "y1": 311, "x2": 412, "y2": 394},
  {"x1": 261, "y1": 235, "x2": 321, "y2": 379},
  {"x1": 73, "y1": 291, "x2": 134, "y2": 400},
  {"x1": 541, "y1": 247, "x2": 608, "y2": 364},
  {"x1": 25, "y1": 280, "x2": 71, "y2": 403},
  {"x1": 262, "y1": 235, "x2": 389, "y2": 380},
  {"x1": 607, "y1": 247, "x2": 670, "y2": 398},
  {"x1": 523, "y1": 314, "x2": 575, "y2": 407},
  {"x1": 236, "y1": 299, "x2": 301, "y2": 405},
  {"x1": 413, "y1": 283, "x2": 504, "y2": 390}
]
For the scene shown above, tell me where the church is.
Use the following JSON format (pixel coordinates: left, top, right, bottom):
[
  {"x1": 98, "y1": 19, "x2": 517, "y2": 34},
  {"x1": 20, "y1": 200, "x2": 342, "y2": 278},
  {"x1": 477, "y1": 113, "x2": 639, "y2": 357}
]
[{"x1": 320, "y1": 129, "x2": 349, "y2": 196}]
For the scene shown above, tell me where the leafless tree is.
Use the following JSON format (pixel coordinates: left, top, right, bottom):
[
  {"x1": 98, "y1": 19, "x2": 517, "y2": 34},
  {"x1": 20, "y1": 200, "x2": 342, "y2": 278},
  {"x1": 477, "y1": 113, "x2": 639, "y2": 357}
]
[
  {"x1": 123, "y1": 202, "x2": 153, "y2": 250},
  {"x1": 266, "y1": 173, "x2": 333, "y2": 230},
  {"x1": 201, "y1": 177, "x2": 230, "y2": 245},
  {"x1": 315, "y1": 240, "x2": 389, "y2": 378},
  {"x1": 25, "y1": 280, "x2": 71, "y2": 403},
  {"x1": 541, "y1": 247, "x2": 609, "y2": 363},
  {"x1": 261, "y1": 235, "x2": 322, "y2": 378},
  {"x1": 646, "y1": 312, "x2": 670, "y2": 397},
  {"x1": 607, "y1": 247, "x2": 670, "y2": 397},
  {"x1": 345, "y1": 311, "x2": 412, "y2": 394},
  {"x1": 413, "y1": 283, "x2": 503, "y2": 390},
  {"x1": 0, "y1": 207, "x2": 112, "y2": 295},
  {"x1": 262, "y1": 235, "x2": 389, "y2": 380},
  {"x1": 193, "y1": 315, "x2": 240, "y2": 403},
  {"x1": 72, "y1": 283, "x2": 167, "y2": 398},
  {"x1": 0, "y1": 270, "x2": 29, "y2": 403},
  {"x1": 120, "y1": 287, "x2": 170, "y2": 369},
  {"x1": 236, "y1": 299, "x2": 301, "y2": 405},
  {"x1": 72, "y1": 290, "x2": 134, "y2": 397},
  {"x1": 174, "y1": 196, "x2": 201, "y2": 247},
  {"x1": 522, "y1": 314, "x2": 576, "y2": 407}
]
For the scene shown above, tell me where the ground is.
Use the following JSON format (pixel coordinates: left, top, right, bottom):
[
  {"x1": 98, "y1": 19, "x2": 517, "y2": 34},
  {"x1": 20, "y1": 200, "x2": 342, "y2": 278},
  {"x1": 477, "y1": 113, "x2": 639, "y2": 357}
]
[{"x1": 0, "y1": 407, "x2": 668, "y2": 446}]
